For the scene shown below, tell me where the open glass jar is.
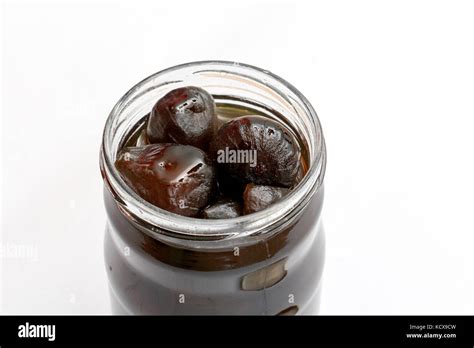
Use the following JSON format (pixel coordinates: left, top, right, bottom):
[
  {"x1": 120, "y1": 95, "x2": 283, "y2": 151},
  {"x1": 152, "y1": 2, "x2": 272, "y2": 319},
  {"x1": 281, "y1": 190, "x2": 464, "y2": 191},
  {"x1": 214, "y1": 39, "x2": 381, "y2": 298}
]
[{"x1": 100, "y1": 61, "x2": 326, "y2": 315}]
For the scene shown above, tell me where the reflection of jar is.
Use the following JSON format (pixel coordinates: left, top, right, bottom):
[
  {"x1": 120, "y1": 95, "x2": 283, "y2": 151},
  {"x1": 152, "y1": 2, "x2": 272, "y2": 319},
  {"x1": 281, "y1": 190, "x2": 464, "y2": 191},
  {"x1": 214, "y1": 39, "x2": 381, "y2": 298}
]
[{"x1": 100, "y1": 61, "x2": 327, "y2": 315}]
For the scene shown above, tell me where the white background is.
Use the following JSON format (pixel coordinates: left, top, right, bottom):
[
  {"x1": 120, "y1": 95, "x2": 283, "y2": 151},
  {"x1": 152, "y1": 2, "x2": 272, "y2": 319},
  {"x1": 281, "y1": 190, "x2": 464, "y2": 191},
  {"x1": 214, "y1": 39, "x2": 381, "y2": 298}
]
[{"x1": 1, "y1": 0, "x2": 474, "y2": 314}]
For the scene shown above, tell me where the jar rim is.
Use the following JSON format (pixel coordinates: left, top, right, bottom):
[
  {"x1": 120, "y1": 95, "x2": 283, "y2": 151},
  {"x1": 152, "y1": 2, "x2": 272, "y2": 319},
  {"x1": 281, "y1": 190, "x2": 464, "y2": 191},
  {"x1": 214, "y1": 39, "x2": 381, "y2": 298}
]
[{"x1": 100, "y1": 60, "x2": 326, "y2": 241}]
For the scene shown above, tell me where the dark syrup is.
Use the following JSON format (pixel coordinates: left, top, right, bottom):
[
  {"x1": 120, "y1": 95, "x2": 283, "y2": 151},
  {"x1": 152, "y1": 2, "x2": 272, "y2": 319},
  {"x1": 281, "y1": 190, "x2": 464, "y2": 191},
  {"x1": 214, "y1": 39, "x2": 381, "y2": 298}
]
[{"x1": 104, "y1": 99, "x2": 324, "y2": 315}]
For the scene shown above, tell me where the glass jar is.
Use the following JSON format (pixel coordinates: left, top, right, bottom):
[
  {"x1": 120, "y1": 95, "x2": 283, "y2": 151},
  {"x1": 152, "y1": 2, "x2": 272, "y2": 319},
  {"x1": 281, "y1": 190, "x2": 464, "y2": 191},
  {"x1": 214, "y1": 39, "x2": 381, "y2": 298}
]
[{"x1": 100, "y1": 61, "x2": 327, "y2": 315}]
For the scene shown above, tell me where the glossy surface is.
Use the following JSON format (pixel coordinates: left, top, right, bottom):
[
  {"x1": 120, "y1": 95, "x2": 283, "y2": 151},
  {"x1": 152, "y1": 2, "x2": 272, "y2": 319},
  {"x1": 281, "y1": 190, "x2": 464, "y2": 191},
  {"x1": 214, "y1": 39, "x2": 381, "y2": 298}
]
[
  {"x1": 212, "y1": 116, "x2": 301, "y2": 190},
  {"x1": 243, "y1": 184, "x2": 289, "y2": 214},
  {"x1": 115, "y1": 144, "x2": 215, "y2": 217},
  {"x1": 201, "y1": 198, "x2": 242, "y2": 219},
  {"x1": 147, "y1": 87, "x2": 217, "y2": 151}
]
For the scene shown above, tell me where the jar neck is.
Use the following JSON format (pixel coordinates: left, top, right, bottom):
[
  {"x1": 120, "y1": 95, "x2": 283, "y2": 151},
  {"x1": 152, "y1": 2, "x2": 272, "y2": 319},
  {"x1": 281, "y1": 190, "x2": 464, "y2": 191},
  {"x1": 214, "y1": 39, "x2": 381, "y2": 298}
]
[{"x1": 100, "y1": 61, "x2": 326, "y2": 243}]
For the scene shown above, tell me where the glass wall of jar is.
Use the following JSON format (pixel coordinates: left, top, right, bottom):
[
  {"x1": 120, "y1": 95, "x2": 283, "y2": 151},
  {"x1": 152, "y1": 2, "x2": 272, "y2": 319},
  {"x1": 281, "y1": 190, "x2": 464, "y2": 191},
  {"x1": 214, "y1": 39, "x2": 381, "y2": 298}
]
[{"x1": 100, "y1": 61, "x2": 327, "y2": 315}]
